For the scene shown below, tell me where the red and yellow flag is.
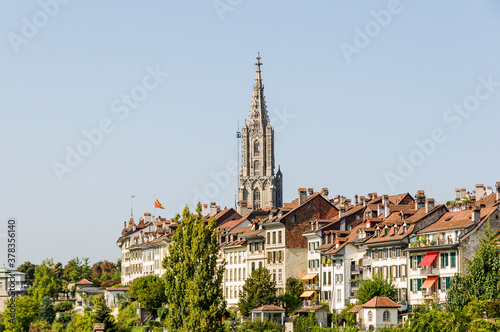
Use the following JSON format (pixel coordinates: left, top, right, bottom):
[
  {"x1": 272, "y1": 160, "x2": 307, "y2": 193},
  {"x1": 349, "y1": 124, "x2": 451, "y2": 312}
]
[{"x1": 155, "y1": 197, "x2": 165, "y2": 209}]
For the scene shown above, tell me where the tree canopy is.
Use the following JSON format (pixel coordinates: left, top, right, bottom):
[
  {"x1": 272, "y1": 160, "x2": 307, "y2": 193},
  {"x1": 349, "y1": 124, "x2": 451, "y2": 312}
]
[
  {"x1": 356, "y1": 274, "x2": 397, "y2": 304},
  {"x1": 238, "y1": 267, "x2": 277, "y2": 317},
  {"x1": 163, "y1": 205, "x2": 226, "y2": 331},
  {"x1": 279, "y1": 277, "x2": 303, "y2": 315},
  {"x1": 128, "y1": 274, "x2": 167, "y2": 313}
]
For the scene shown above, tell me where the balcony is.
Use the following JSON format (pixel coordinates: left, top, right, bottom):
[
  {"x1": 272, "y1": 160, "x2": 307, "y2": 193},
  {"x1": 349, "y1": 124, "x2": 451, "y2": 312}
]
[
  {"x1": 362, "y1": 257, "x2": 372, "y2": 266},
  {"x1": 419, "y1": 267, "x2": 436, "y2": 275},
  {"x1": 350, "y1": 265, "x2": 362, "y2": 274},
  {"x1": 304, "y1": 283, "x2": 320, "y2": 291},
  {"x1": 350, "y1": 280, "x2": 360, "y2": 288}
]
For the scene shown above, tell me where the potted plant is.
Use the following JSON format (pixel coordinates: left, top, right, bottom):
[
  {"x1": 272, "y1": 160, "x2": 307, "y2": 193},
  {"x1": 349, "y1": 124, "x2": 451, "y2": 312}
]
[{"x1": 429, "y1": 240, "x2": 434, "y2": 246}]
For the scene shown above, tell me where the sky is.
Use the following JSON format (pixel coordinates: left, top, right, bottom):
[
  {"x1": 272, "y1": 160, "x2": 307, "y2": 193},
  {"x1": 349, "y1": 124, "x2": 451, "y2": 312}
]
[{"x1": 1, "y1": 1, "x2": 500, "y2": 266}]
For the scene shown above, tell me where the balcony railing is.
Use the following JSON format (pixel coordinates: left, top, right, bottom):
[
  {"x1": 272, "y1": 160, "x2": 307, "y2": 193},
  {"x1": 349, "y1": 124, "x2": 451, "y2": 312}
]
[
  {"x1": 350, "y1": 265, "x2": 362, "y2": 274},
  {"x1": 350, "y1": 280, "x2": 359, "y2": 288},
  {"x1": 419, "y1": 267, "x2": 436, "y2": 275},
  {"x1": 304, "y1": 283, "x2": 320, "y2": 291}
]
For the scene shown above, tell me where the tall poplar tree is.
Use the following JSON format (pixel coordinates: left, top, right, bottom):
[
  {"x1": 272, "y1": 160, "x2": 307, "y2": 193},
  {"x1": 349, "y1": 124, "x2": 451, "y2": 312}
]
[{"x1": 163, "y1": 205, "x2": 226, "y2": 331}]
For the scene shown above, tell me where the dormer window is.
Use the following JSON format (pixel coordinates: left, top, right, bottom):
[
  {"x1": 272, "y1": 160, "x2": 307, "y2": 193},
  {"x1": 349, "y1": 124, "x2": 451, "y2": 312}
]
[{"x1": 385, "y1": 228, "x2": 389, "y2": 236}]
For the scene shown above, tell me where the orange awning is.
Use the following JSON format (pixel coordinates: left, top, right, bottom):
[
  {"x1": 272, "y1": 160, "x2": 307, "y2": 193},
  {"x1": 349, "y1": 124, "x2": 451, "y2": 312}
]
[
  {"x1": 418, "y1": 252, "x2": 438, "y2": 267},
  {"x1": 300, "y1": 291, "x2": 315, "y2": 298},
  {"x1": 421, "y1": 276, "x2": 438, "y2": 289}
]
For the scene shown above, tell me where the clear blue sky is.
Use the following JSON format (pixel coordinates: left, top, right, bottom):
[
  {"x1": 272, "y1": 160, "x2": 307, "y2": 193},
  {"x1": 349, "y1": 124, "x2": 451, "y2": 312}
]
[{"x1": 1, "y1": 1, "x2": 499, "y2": 265}]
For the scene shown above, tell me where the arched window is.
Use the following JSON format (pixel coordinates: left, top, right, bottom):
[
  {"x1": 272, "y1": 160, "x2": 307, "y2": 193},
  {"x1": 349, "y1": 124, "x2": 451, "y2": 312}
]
[
  {"x1": 368, "y1": 310, "x2": 373, "y2": 322},
  {"x1": 254, "y1": 141, "x2": 260, "y2": 156},
  {"x1": 254, "y1": 189, "x2": 261, "y2": 209},
  {"x1": 259, "y1": 262, "x2": 262, "y2": 269},
  {"x1": 383, "y1": 310, "x2": 390, "y2": 322},
  {"x1": 254, "y1": 161, "x2": 260, "y2": 176},
  {"x1": 251, "y1": 262, "x2": 255, "y2": 272}
]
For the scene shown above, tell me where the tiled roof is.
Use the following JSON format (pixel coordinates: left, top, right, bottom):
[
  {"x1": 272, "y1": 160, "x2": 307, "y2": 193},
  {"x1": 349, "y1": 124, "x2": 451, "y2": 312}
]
[
  {"x1": 296, "y1": 305, "x2": 326, "y2": 313},
  {"x1": 477, "y1": 193, "x2": 499, "y2": 207},
  {"x1": 217, "y1": 213, "x2": 249, "y2": 231},
  {"x1": 348, "y1": 305, "x2": 363, "y2": 313},
  {"x1": 418, "y1": 206, "x2": 498, "y2": 234},
  {"x1": 250, "y1": 305, "x2": 285, "y2": 312},
  {"x1": 364, "y1": 224, "x2": 415, "y2": 245},
  {"x1": 362, "y1": 296, "x2": 401, "y2": 308},
  {"x1": 75, "y1": 278, "x2": 93, "y2": 285}
]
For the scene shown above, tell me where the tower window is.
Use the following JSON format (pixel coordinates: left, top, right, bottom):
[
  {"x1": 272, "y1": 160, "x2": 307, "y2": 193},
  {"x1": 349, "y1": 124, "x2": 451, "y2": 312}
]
[
  {"x1": 254, "y1": 189, "x2": 261, "y2": 209},
  {"x1": 254, "y1": 161, "x2": 260, "y2": 176},
  {"x1": 254, "y1": 141, "x2": 260, "y2": 156}
]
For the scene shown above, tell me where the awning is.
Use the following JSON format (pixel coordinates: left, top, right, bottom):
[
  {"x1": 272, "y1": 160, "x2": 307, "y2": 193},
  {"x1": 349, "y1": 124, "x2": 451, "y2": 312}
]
[
  {"x1": 418, "y1": 252, "x2": 439, "y2": 267},
  {"x1": 421, "y1": 276, "x2": 438, "y2": 289},
  {"x1": 301, "y1": 273, "x2": 318, "y2": 280},
  {"x1": 300, "y1": 291, "x2": 315, "y2": 298}
]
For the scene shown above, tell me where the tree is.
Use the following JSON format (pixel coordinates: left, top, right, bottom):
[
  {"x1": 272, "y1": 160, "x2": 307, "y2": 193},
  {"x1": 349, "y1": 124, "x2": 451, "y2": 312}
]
[
  {"x1": 38, "y1": 296, "x2": 55, "y2": 324},
  {"x1": 92, "y1": 295, "x2": 117, "y2": 332},
  {"x1": 62, "y1": 257, "x2": 91, "y2": 284},
  {"x1": 17, "y1": 261, "x2": 36, "y2": 287},
  {"x1": 128, "y1": 275, "x2": 167, "y2": 313},
  {"x1": 279, "y1": 277, "x2": 303, "y2": 315},
  {"x1": 238, "y1": 267, "x2": 277, "y2": 317},
  {"x1": 163, "y1": 205, "x2": 226, "y2": 331},
  {"x1": 116, "y1": 301, "x2": 139, "y2": 332},
  {"x1": 447, "y1": 220, "x2": 500, "y2": 311},
  {"x1": 29, "y1": 258, "x2": 62, "y2": 302},
  {"x1": 356, "y1": 274, "x2": 397, "y2": 304},
  {"x1": 90, "y1": 260, "x2": 119, "y2": 287},
  {"x1": 65, "y1": 311, "x2": 93, "y2": 332},
  {"x1": 3, "y1": 295, "x2": 39, "y2": 331}
]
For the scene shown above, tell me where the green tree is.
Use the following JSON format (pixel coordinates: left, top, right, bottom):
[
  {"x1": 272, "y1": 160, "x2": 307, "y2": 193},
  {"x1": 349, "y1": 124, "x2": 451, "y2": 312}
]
[
  {"x1": 163, "y1": 205, "x2": 226, "y2": 331},
  {"x1": 17, "y1": 261, "x2": 36, "y2": 287},
  {"x1": 62, "y1": 257, "x2": 91, "y2": 284},
  {"x1": 356, "y1": 274, "x2": 397, "y2": 304},
  {"x1": 90, "y1": 260, "x2": 119, "y2": 288},
  {"x1": 92, "y1": 295, "x2": 117, "y2": 332},
  {"x1": 447, "y1": 220, "x2": 500, "y2": 311},
  {"x1": 3, "y1": 295, "x2": 39, "y2": 332},
  {"x1": 29, "y1": 258, "x2": 62, "y2": 302},
  {"x1": 65, "y1": 311, "x2": 93, "y2": 332},
  {"x1": 238, "y1": 267, "x2": 277, "y2": 317},
  {"x1": 128, "y1": 275, "x2": 166, "y2": 313},
  {"x1": 279, "y1": 277, "x2": 303, "y2": 315},
  {"x1": 116, "y1": 301, "x2": 139, "y2": 332},
  {"x1": 38, "y1": 296, "x2": 55, "y2": 324}
]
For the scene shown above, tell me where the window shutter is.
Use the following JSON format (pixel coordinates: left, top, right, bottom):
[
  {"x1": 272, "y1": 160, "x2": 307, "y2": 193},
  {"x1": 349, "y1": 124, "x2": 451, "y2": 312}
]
[
  {"x1": 417, "y1": 278, "x2": 422, "y2": 291},
  {"x1": 445, "y1": 253, "x2": 449, "y2": 267},
  {"x1": 451, "y1": 252, "x2": 456, "y2": 267},
  {"x1": 410, "y1": 279, "x2": 413, "y2": 292},
  {"x1": 438, "y1": 277, "x2": 441, "y2": 290},
  {"x1": 410, "y1": 256, "x2": 413, "y2": 269},
  {"x1": 446, "y1": 277, "x2": 450, "y2": 289},
  {"x1": 440, "y1": 253, "x2": 444, "y2": 267}
]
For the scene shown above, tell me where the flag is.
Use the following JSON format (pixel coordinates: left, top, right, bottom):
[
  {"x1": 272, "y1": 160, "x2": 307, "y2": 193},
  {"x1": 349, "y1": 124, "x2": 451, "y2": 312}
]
[{"x1": 155, "y1": 197, "x2": 165, "y2": 209}]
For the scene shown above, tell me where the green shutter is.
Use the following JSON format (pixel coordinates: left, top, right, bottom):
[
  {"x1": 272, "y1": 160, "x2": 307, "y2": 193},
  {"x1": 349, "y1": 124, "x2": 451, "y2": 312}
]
[
  {"x1": 451, "y1": 252, "x2": 456, "y2": 267},
  {"x1": 410, "y1": 256, "x2": 413, "y2": 269},
  {"x1": 417, "y1": 255, "x2": 422, "y2": 268},
  {"x1": 438, "y1": 277, "x2": 441, "y2": 290},
  {"x1": 445, "y1": 253, "x2": 449, "y2": 267},
  {"x1": 446, "y1": 277, "x2": 450, "y2": 289},
  {"x1": 410, "y1": 279, "x2": 413, "y2": 292},
  {"x1": 323, "y1": 272, "x2": 326, "y2": 285},
  {"x1": 417, "y1": 278, "x2": 422, "y2": 291}
]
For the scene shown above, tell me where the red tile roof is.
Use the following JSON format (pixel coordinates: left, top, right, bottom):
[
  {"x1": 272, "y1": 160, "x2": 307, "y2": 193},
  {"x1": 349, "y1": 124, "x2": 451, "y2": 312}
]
[
  {"x1": 362, "y1": 296, "x2": 400, "y2": 308},
  {"x1": 250, "y1": 305, "x2": 285, "y2": 312},
  {"x1": 75, "y1": 278, "x2": 93, "y2": 285},
  {"x1": 418, "y1": 206, "x2": 498, "y2": 234}
]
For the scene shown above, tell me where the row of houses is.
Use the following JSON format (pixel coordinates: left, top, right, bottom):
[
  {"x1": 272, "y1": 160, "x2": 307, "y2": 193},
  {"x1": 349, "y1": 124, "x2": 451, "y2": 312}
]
[{"x1": 116, "y1": 183, "x2": 500, "y2": 312}]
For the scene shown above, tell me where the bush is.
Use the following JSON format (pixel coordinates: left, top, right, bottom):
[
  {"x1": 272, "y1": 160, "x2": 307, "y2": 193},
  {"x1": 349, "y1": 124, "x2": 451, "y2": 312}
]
[
  {"x1": 54, "y1": 301, "x2": 73, "y2": 313},
  {"x1": 117, "y1": 300, "x2": 139, "y2": 331},
  {"x1": 239, "y1": 320, "x2": 281, "y2": 332},
  {"x1": 56, "y1": 312, "x2": 74, "y2": 325}
]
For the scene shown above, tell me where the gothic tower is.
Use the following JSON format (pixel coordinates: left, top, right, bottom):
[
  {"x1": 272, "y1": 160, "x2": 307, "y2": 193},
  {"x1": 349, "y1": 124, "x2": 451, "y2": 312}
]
[{"x1": 237, "y1": 53, "x2": 283, "y2": 214}]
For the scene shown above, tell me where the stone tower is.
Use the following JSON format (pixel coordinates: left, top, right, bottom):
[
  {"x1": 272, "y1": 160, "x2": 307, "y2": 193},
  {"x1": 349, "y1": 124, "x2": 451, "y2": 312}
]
[{"x1": 237, "y1": 53, "x2": 283, "y2": 214}]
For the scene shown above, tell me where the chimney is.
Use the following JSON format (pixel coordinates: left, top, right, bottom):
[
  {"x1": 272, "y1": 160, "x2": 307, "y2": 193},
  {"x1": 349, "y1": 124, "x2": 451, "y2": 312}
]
[
  {"x1": 384, "y1": 201, "x2": 390, "y2": 217},
  {"x1": 345, "y1": 199, "x2": 351, "y2": 208},
  {"x1": 307, "y1": 188, "x2": 314, "y2": 196},
  {"x1": 123, "y1": 221, "x2": 126, "y2": 228},
  {"x1": 415, "y1": 190, "x2": 426, "y2": 210},
  {"x1": 360, "y1": 196, "x2": 366, "y2": 207},
  {"x1": 425, "y1": 198, "x2": 435, "y2": 214},
  {"x1": 339, "y1": 205, "x2": 346, "y2": 218},
  {"x1": 472, "y1": 205, "x2": 480, "y2": 223},
  {"x1": 382, "y1": 194, "x2": 389, "y2": 205},
  {"x1": 461, "y1": 188, "x2": 467, "y2": 199},
  {"x1": 455, "y1": 188, "x2": 461, "y2": 200},
  {"x1": 298, "y1": 188, "x2": 307, "y2": 205},
  {"x1": 354, "y1": 194, "x2": 359, "y2": 206},
  {"x1": 367, "y1": 193, "x2": 373, "y2": 200},
  {"x1": 210, "y1": 202, "x2": 218, "y2": 217},
  {"x1": 321, "y1": 188, "x2": 329, "y2": 199},
  {"x1": 496, "y1": 182, "x2": 500, "y2": 202},
  {"x1": 476, "y1": 184, "x2": 485, "y2": 200},
  {"x1": 203, "y1": 204, "x2": 208, "y2": 215},
  {"x1": 373, "y1": 193, "x2": 378, "y2": 198}
]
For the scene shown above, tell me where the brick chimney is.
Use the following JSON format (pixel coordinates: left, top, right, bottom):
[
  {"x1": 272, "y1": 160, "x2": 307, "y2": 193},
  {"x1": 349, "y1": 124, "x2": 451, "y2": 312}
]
[
  {"x1": 321, "y1": 188, "x2": 329, "y2": 199},
  {"x1": 455, "y1": 188, "x2": 461, "y2": 200},
  {"x1": 298, "y1": 188, "x2": 307, "y2": 205},
  {"x1": 203, "y1": 203, "x2": 208, "y2": 216},
  {"x1": 415, "y1": 190, "x2": 426, "y2": 210},
  {"x1": 425, "y1": 198, "x2": 435, "y2": 214},
  {"x1": 496, "y1": 182, "x2": 500, "y2": 202},
  {"x1": 360, "y1": 196, "x2": 366, "y2": 207},
  {"x1": 307, "y1": 188, "x2": 314, "y2": 196},
  {"x1": 354, "y1": 194, "x2": 359, "y2": 206},
  {"x1": 367, "y1": 193, "x2": 373, "y2": 200},
  {"x1": 210, "y1": 202, "x2": 218, "y2": 217},
  {"x1": 475, "y1": 184, "x2": 485, "y2": 200},
  {"x1": 460, "y1": 188, "x2": 467, "y2": 199},
  {"x1": 472, "y1": 205, "x2": 481, "y2": 223}
]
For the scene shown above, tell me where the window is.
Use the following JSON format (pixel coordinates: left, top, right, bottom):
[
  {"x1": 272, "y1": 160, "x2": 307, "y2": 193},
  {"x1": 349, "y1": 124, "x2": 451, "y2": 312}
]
[
  {"x1": 292, "y1": 215, "x2": 296, "y2": 223},
  {"x1": 259, "y1": 262, "x2": 262, "y2": 269},
  {"x1": 243, "y1": 268, "x2": 246, "y2": 279},
  {"x1": 323, "y1": 272, "x2": 327, "y2": 285},
  {"x1": 396, "y1": 248, "x2": 401, "y2": 257},
  {"x1": 278, "y1": 269, "x2": 282, "y2": 282},
  {"x1": 253, "y1": 189, "x2": 260, "y2": 208},
  {"x1": 383, "y1": 310, "x2": 390, "y2": 322},
  {"x1": 440, "y1": 253, "x2": 449, "y2": 268},
  {"x1": 254, "y1": 161, "x2": 260, "y2": 176},
  {"x1": 278, "y1": 231, "x2": 282, "y2": 244},
  {"x1": 450, "y1": 252, "x2": 456, "y2": 268},
  {"x1": 337, "y1": 289, "x2": 342, "y2": 302},
  {"x1": 328, "y1": 272, "x2": 332, "y2": 285},
  {"x1": 251, "y1": 262, "x2": 255, "y2": 272},
  {"x1": 272, "y1": 232, "x2": 276, "y2": 244},
  {"x1": 267, "y1": 233, "x2": 270, "y2": 244},
  {"x1": 368, "y1": 310, "x2": 373, "y2": 322},
  {"x1": 254, "y1": 141, "x2": 260, "y2": 156}
]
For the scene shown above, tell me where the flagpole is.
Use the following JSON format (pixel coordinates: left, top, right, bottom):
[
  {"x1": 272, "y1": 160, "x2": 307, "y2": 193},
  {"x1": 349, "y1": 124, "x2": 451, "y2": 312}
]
[
  {"x1": 154, "y1": 194, "x2": 156, "y2": 219},
  {"x1": 131, "y1": 195, "x2": 134, "y2": 219}
]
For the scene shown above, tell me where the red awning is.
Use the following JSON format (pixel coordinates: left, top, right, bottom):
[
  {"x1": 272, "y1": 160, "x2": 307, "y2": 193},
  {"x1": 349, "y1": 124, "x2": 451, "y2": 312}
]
[
  {"x1": 421, "y1": 276, "x2": 438, "y2": 289},
  {"x1": 418, "y1": 252, "x2": 438, "y2": 267}
]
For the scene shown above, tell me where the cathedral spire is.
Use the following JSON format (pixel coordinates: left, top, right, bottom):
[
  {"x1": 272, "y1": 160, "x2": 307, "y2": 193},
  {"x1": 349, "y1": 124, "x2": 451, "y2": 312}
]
[{"x1": 250, "y1": 52, "x2": 269, "y2": 127}]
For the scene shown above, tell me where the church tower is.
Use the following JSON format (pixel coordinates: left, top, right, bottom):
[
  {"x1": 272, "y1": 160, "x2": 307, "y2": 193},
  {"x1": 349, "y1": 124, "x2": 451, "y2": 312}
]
[{"x1": 237, "y1": 53, "x2": 283, "y2": 214}]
